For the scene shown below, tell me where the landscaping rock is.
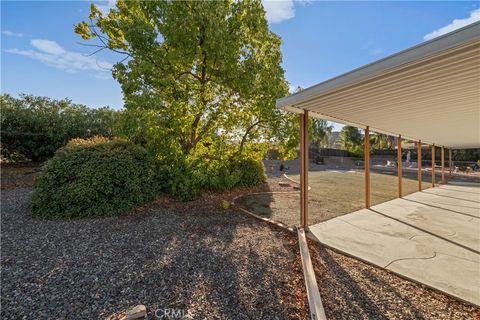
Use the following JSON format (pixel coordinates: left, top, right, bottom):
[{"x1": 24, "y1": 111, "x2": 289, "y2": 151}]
[
  {"x1": 1, "y1": 187, "x2": 478, "y2": 319},
  {"x1": 123, "y1": 305, "x2": 146, "y2": 320},
  {"x1": 0, "y1": 188, "x2": 309, "y2": 319}
]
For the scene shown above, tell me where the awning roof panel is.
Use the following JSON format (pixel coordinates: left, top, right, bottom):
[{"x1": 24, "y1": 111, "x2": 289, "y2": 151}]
[{"x1": 277, "y1": 22, "x2": 480, "y2": 148}]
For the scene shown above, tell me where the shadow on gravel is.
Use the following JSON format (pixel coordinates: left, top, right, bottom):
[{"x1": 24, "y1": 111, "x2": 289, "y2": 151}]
[
  {"x1": 0, "y1": 188, "x2": 307, "y2": 319},
  {"x1": 313, "y1": 246, "x2": 390, "y2": 320},
  {"x1": 235, "y1": 192, "x2": 275, "y2": 219},
  {"x1": 309, "y1": 243, "x2": 479, "y2": 319}
]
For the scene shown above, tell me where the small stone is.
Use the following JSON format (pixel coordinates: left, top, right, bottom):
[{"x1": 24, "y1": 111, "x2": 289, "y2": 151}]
[
  {"x1": 279, "y1": 182, "x2": 290, "y2": 187},
  {"x1": 123, "y1": 305, "x2": 147, "y2": 320}
]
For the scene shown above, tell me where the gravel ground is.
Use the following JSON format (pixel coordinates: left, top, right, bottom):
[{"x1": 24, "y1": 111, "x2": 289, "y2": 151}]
[
  {"x1": 309, "y1": 241, "x2": 480, "y2": 319},
  {"x1": 2, "y1": 186, "x2": 479, "y2": 319},
  {"x1": 1, "y1": 188, "x2": 308, "y2": 319}
]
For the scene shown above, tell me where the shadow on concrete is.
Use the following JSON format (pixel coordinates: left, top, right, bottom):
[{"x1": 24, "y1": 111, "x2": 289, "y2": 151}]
[
  {"x1": 369, "y1": 208, "x2": 479, "y2": 255},
  {"x1": 420, "y1": 190, "x2": 480, "y2": 204},
  {"x1": 403, "y1": 198, "x2": 479, "y2": 219}
]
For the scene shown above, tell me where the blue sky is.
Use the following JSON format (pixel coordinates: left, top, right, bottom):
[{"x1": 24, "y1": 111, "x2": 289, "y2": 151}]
[{"x1": 2, "y1": 1, "x2": 479, "y2": 113}]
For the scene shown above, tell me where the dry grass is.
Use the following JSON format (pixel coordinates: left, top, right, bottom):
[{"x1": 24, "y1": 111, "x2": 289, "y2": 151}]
[{"x1": 237, "y1": 169, "x2": 427, "y2": 227}]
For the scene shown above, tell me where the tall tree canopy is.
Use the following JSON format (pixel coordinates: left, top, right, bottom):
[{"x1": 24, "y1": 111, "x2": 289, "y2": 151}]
[
  {"x1": 310, "y1": 119, "x2": 333, "y2": 148},
  {"x1": 339, "y1": 125, "x2": 363, "y2": 154},
  {"x1": 75, "y1": 0, "x2": 294, "y2": 161},
  {"x1": 370, "y1": 133, "x2": 394, "y2": 150}
]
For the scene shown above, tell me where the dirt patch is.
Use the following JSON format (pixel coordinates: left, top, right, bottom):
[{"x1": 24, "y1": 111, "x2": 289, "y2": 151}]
[{"x1": 1, "y1": 163, "x2": 42, "y2": 189}]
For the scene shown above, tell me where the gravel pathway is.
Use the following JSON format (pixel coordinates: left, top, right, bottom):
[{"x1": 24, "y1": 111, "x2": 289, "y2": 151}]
[{"x1": 1, "y1": 188, "x2": 308, "y2": 319}]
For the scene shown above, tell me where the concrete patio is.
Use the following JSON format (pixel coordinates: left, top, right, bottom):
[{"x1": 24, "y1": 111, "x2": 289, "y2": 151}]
[{"x1": 308, "y1": 182, "x2": 480, "y2": 306}]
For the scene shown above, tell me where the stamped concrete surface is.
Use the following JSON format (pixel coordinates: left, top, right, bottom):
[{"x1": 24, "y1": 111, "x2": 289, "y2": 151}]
[{"x1": 309, "y1": 182, "x2": 480, "y2": 306}]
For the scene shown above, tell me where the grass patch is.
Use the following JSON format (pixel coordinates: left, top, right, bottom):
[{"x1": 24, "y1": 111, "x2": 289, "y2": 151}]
[{"x1": 238, "y1": 169, "x2": 425, "y2": 226}]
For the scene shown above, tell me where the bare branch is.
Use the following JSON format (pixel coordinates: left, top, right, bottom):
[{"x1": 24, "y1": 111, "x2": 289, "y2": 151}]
[{"x1": 85, "y1": 47, "x2": 107, "y2": 57}]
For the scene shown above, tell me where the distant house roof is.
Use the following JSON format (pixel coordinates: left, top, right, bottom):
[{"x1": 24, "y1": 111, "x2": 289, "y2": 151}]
[{"x1": 277, "y1": 22, "x2": 480, "y2": 149}]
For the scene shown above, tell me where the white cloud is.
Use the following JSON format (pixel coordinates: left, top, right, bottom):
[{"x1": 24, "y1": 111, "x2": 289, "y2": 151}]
[
  {"x1": 101, "y1": 0, "x2": 296, "y2": 24},
  {"x1": 96, "y1": 0, "x2": 117, "y2": 15},
  {"x1": 262, "y1": 0, "x2": 295, "y2": 24},
  {"x1": 31, "y1": 39, "x2": 65, "y2": 55},
  {"x1": 424, "y1": 8, "x2": 480, "y2": 41},
  {"x1": 7, "y1": 39, "x2": 113, "y2": 76},
  {"x1": 2, "y1": 30, "x2": 24, "y2": 37},
  {"x1": 296, "y1": 0, "x2": 312, "y2": 6},
  {"x1": 370, "y1": 47, "x2": 383, "y2": 56},
  {"x1": 289, "y1": 84, "x2": 305, "y2": 94},
  {"x1": 95, "y1": 72, "x2": 112, "y2": 80},
  {"x1": 362, "y1": 40, "x2": 383, "y2": 56}
]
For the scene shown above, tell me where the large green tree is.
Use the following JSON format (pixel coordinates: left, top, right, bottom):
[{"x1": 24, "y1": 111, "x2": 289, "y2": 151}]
[
  {"x1": 370, "y1": 133, "x2": 394, "y2": 150},
  {"x1": 75, "y1": 0, "x2": 292, "y2": 161},
  {"x1": 339, "y1": 125, "x2": 363, "y2": 154},
  {"x1": 310, "y1": 119, "x2": 333, "y2": 148}
]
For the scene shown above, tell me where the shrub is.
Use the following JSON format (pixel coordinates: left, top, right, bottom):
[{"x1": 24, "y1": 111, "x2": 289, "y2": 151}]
[
  {"x1": 31, "y1": 137, "x2": 158, "y2": 218},
  {"x1": 1, "y1": 94, "x2": 117, "y2": 162},
  {"x1": 204, "y1": 162, "x2": 241, "y2": 192},
  {"x1": 169, "y1": 173, "x2": 202, "y2": 201},
  {"x1": 314, "y1": 155, "x2": 324, "y2": 165},
  {"x1": 232, "y1": 158, "x2": 266, "y2": 187},
  {"x1": 167, "y1": 160, "x2": 204, "y2": 202},
  {"x1": 164, "y1": 157, "x2": 266, "y2": 201}
]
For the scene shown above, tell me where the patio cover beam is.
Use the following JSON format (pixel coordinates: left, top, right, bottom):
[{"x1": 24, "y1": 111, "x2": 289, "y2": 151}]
[
  {"x1": 397, "y1": 136, "x2": 402, "y2": 198},
  {"x1": 441, "y1": 146, "x2": 445, "y2": 184},
  {"x1": 300, "y1": 111, "x2": 309, "y2": 228},
  {"x1": 418, "y1": 141, "x2": 422, "y2": 191},
  {"x1": 364, "y1": 126, "x2": 371, "y2": 208},
  {"x1": 432, "y1": 144, "x2": 436, "y2": 187}
]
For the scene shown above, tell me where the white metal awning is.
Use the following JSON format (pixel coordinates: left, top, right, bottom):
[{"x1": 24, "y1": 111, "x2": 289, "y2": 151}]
[{"x1": 277, "y1": 22, "x2": 480, "y2": 149}]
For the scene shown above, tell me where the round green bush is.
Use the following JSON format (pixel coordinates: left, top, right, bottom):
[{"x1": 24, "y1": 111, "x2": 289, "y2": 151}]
[
  {"x1": 204, "y1": 161, "x2": 241, "y2": 192},
  {"x1": 164, "y1": 157, "x2": 266, "y2": 201},
  {"x1": 31, "y1": 137, "x2": 158, "y2": 218},
  {"x1": 232, "y1": 158, "x2": 266, "y2": 187},
  {"x1": 168, "y1": 164, "x2": 203, "y2": 201}
]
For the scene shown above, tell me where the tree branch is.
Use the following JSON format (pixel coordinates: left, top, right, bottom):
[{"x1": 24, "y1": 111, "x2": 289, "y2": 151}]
[
  {"x1": 175, "y1": 71, "x2": 202, "y2": 82},
  {"x1": 237, "y1": 120, "x2": 265, "y2": 155}
]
